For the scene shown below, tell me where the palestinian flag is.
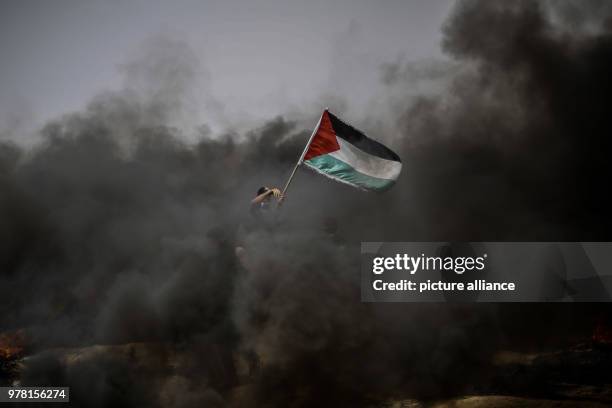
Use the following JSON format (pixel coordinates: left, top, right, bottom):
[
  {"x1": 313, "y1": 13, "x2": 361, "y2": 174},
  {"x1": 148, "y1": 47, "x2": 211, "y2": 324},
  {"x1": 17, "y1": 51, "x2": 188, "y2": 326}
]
[{"x1": 300, "y1": 110, "x2": 402, "y2": 191}]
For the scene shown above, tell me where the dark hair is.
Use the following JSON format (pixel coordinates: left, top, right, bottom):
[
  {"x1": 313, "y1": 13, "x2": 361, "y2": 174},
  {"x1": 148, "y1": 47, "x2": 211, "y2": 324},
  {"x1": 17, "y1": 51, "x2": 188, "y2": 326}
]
[{"x1": 257, "y1": 186, "x2": 268, "y2": 196}]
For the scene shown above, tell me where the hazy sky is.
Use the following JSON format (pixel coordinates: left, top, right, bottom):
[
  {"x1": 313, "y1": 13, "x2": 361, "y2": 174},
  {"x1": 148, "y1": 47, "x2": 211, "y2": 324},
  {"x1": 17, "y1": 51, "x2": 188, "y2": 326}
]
[{"x1": 0, "y1": 0, "x2": 453, "y2": 139}]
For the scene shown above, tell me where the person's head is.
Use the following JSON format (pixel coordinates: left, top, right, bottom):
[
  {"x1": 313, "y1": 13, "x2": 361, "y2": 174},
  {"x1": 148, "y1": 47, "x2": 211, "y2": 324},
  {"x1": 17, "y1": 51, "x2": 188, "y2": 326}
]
[{"x1": 256, "y1": 186, "x2": 272, "y2": 206}]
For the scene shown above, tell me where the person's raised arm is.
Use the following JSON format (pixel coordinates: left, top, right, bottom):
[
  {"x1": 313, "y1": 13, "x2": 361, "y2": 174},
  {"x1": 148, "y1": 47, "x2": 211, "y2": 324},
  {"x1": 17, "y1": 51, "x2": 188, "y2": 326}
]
[{"x1": 251, "y1": 187, "x2": 282, "y2": 205}]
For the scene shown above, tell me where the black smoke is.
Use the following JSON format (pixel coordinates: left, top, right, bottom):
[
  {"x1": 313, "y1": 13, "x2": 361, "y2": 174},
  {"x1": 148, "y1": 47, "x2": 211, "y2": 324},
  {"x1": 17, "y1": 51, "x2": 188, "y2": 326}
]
[
  {"x1": 1, "y1": 1, "x2": 612, "y2": 406},
  {"x1": 380, "y1": 0, "x2": 612, "y2": 241}
]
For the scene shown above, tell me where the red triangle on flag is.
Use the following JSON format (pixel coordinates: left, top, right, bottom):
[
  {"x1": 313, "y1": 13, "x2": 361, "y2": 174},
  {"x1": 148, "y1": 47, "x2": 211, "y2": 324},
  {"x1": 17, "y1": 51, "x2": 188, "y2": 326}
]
[{"x1": 303, "y1": 110, "x2": 340, "y2": 161}]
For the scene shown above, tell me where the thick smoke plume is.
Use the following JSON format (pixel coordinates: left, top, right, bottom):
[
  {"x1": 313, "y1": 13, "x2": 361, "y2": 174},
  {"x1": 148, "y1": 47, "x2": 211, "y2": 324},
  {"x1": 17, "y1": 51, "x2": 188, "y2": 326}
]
[{"x1": 1, "y1": 1, "x2": 612, "y2": 406}]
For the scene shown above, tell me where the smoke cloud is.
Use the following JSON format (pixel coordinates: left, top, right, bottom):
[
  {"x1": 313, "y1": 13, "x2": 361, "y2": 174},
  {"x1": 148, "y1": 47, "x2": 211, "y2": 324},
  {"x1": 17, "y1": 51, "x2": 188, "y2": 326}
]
[{"x1": 2, "y1": 1, "x2": 612, "y2": 406}]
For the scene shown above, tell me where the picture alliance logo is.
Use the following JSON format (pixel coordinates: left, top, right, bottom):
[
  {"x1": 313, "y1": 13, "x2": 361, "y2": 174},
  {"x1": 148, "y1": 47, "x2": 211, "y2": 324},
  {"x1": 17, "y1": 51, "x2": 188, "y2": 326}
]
[{"x1": 372, "y1": 253, "x2": 488, "y2": 275}]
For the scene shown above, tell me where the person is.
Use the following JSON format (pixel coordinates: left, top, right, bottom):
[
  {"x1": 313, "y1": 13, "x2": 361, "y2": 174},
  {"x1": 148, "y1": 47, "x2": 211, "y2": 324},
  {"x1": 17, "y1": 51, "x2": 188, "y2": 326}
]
[
  {"x1": 249, "y1": 186, "x2": 284, "y2": 223},
  {"x1": 235, "y1": 186, "x2": 284, "y2": 262},
  {"x1": 251, "y1": 186, "x2": 283, "y2": 206}
]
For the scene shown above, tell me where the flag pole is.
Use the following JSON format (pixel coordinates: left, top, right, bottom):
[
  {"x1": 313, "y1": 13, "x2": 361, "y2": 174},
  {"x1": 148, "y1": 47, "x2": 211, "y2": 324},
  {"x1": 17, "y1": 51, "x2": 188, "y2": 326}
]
[{"x1": 279, "y1": 109, "x2": 325, "y2": 200}]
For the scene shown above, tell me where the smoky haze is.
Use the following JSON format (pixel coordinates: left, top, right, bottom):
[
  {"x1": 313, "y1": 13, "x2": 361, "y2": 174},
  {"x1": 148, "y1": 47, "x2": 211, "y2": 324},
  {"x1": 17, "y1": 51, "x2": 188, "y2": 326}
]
[
  {"x1": 0, "y1": 0, "x2": 451, "y2": 140},
  {"x1": 1, "y1": 0, "x2": 612, "y2": 406}
]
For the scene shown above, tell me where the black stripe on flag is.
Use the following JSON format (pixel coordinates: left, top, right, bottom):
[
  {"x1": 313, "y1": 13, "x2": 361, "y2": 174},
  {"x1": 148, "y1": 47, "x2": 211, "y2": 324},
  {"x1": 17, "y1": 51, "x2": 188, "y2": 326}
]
[{"x1": 327, "y1": 111, "x2": 401, "y2": 162}]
